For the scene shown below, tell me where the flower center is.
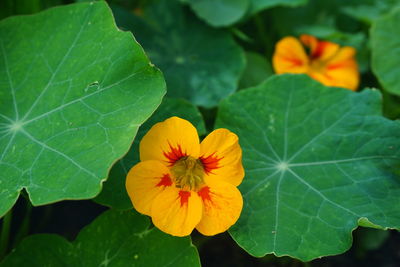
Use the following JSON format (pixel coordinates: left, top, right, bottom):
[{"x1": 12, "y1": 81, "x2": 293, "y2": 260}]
[
  {"x1": 310, "y1": 59, "x2": 326, "y2": 72},
  {"x1": 171, "y1": 156, "x2": 205, "y2": 191}
]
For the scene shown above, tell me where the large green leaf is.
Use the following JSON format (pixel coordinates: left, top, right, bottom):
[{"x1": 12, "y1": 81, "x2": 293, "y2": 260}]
[
  {"x1": 371, "y1": 8, "x2": 400, "y2": 96},
  {"x1": 112, "y1": 0, "x2": 245, "y2": 107},
  {"x1": 94, "y1": 97, "x2": 206, "y2": 209},
  {"x1": 184, "y1": 0, "x2": 249, "y2": 27},
  {"x1": 0, "y1": 2, "x2": 165, "y2": 217},
  {"x1": 216, "y1": 75, "x2": 400, "y2": 261},
  {"x1": 0, "y1": 210, "x2": 200, "y2": 266}
]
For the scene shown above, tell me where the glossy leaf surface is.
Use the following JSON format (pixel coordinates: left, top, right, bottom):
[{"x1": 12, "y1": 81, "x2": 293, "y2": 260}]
[
  {"x1": 0, "y1": 2, "x2": 165, "y2": 217},
  {"x1": 0, "y1": 210, "x2": 200, "y2": 267},
  {"x1": 217, "y1": 75, "x2": 400, "y2": 260}
]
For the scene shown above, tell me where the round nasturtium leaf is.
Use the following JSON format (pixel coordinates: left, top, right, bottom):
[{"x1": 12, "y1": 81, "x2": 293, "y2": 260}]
[
  {"x1": 184, "y1": 0, "x2": 249, "y2": 27},
  {"x1": 112, "y1": 0, "x2": 245, "y2": 108},
  {"x1": 0, "y1": 210, "x2": 201, "y2": 267},
  {"x1": 94, "y1": 97, "x2": 206, "y2": 210},
  {"x1": 0, "y1": 2, "x2": 165, "y2": 217},
  {"x1": 371, "y1": 8, "x2": 400, "y2": 96},
  {"x1": 216, "y1": 74, "x2": 400, "y2": 261}
]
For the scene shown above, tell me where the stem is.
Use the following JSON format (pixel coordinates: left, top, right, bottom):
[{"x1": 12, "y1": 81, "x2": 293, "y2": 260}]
[
  {"x1": 253, "y1": 14, "x2": 269, "y2": 52},
  {"x1": 13, "y1": 200, "x2": 32, "y2": 248},
  {"x1": 0, "y1": 210, "x2": 12, "y2": 260}
]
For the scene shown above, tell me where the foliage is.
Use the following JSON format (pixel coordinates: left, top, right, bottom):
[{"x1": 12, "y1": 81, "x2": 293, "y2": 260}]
[
  {"x1": 0, "y1": 210, "x2": 200, "y2": 267},
  {"x1": 1, "y1": 0, "x2": 400, "y2": 266},
  {"x1": 112, "y1": 0, "x2": 245, "y2": 108},
  {"x1": 0, "y1": 1, "x2": 165, "y2": 217},
  {"x1": 217, "y1": 74, "x2": 400, "y2": 261}
]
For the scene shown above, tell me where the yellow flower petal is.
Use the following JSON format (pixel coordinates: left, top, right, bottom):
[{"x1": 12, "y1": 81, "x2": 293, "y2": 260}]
[
  {"x1": 326, "y1": 47, "x2": 359, "y2": 90},
  {"x1": 126, "y1": 160, "x2": 173, "y2": 216},
  {"x1": 199, "y1": 128, "x2": 244, "y2": 186},
  {"x1": 140, "y1": 117, "x2": 200, "y2": 166},
  {"x1": 311, "y1": 47, "x2": 359, "y2": 90},
  {"x1": 272, "y1": 36, "x2": 309, "y2": 74},
  {"x1": 196, "y1": 181, "x2": 243, "y2": 236},
  {"x1": 151, "y1": 186, "x2": 203, "y2": 237},
  {"x1": 300, "y1": 34, "x2": 318, "y2": 52},
  {"x1": 300, "y1": 34, "x2": 340, "y2": 62},
  {"x1": 274, "y1": 35, "x2": 359, "y2": 91}
]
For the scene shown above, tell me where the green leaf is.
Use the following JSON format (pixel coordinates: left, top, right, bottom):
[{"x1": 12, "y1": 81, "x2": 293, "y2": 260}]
[
  {"x1": 239, "y1": 52, "x2": 273, "y2": 89},
  {"x1": 216, "y1": 74, "x2": 400, "y2": 261},
  {"x1": 0, "y1": 2, "x2": 165, "y2": 217},
  {"x1": 382, "y1": 91, "x2": 400, "y2": 119},
  {"x1": 0, "y1": 210, "x2": 200, "y2": 266},
  {"x1": 94, "y1": 97, "x2": 206, "y2": 209},
  {"x1": 249, "y1": 0, "x2": 308, "y2": 14},
  {"x1": 269, "y1": 0, "x2": 353, "y2": 37},
  {"x1": 371, "y1": 8, "x2": 400, "y2": 96},
  {"x1": 112, "y1": 0, "x2": 245, "y2": 107},
  {"x1": 184, "y1": 0, "x2": 249, "y2": 27},
  {"x1": 183, "y1": 0, "x2": 308, "y2": 26},
  {"x1": 341, "y1": 0, "x2": 400, "y2": 25}
]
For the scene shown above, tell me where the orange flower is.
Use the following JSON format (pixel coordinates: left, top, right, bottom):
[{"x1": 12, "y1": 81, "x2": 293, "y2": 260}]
[
  {"x1": 272, "y1": 34, "x2": 359, "y2": 90},
  {"x1": 126, "y1": 117, "x2": 244, "y2": 236}
]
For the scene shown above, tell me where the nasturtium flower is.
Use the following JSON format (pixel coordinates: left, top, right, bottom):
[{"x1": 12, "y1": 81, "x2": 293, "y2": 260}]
[
  {"x1": 126, "y1": 117, "x2": 244, "y2": 237},
  {"x1": 272, "y1": 34, "x2": 359, "y2": 90}
]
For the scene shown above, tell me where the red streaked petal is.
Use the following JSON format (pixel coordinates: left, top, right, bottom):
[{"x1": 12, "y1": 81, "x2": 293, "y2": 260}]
[
  {"x1": 300, "y1": 34, "x2": 340, "y2": 62},
  {"x1": 179, "y1": 190, "x2": 191, "y2": 206},
  {"x1": 310, "y1": 46, "x2": 359, "y2": 90},
  {"x1": 196, "y1": 181, "x2": 243, "y2": 236},
  {"x1": 151, "y1": 186, "x2": 202, "y2": 236},
  {"x1": 156, "y1": 173, "x2": 173, "y2": 187},
  {"x1": 163, "y1": 142, "x2": 187, "y2": 166},
  {"x1": 311, "y1": 41, "x2": 329, "y2": 59},
  {"x1": 200, "y1": 129, "x2": 244, "y2": 186},
  {"x1": 200, "y1": 152, "x2": 223, "y2": 174},
  {"x1": 273, "y1": 36, "x2": 309, "y2": 74},
  {"x1": 198, "y1": 186, "x2": 212, "y2": 202},
  {"x1": 140, "y1": 117, "x2": 200, "y2": 165},
  {"x1": 126, "y1": 161, "x2": 174, "y2": 216}
]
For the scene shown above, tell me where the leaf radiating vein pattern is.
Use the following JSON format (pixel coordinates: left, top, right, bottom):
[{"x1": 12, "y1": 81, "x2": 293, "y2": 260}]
[
  {"x1": 216, "y1": 74, "x2": 400, "y2": 261},
  {"x1": 0, "y1": 2, "x2": 165, "y2": 217}
]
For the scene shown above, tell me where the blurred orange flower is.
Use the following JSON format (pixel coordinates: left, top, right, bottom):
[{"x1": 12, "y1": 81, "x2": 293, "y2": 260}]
[
  {"x1": 273, "y1": 34, "x2": 359, "y2": 90},
  {"x1": 126, "y1": 117, "x2": 244, "y2": 237}
]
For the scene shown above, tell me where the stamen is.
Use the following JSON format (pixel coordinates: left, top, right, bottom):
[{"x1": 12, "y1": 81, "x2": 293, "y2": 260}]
[{"x1": 171, "y1": 156, "x2": 205, "y2": 190}]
